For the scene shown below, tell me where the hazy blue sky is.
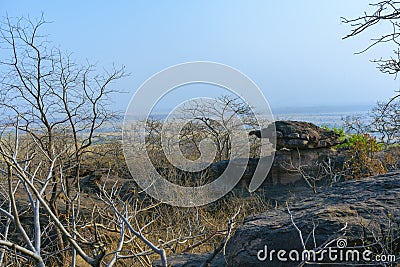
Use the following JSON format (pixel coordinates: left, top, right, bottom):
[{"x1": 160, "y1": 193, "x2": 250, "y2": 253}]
[{"x1": 2, "y1": 1, "x2": 399, "y2": 113}]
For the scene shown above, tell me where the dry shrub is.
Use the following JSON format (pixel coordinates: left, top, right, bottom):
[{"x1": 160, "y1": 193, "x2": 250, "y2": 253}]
[{"x1": 344, "y1": 134, "x2": 387, "y2": 179}]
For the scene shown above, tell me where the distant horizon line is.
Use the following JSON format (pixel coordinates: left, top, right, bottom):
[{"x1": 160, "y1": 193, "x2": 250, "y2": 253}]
[
  {"x1": 130, "y1": 102, "x2": 374, "y2": 115},
  {"x1": 271, "y1": 103, "x2": 373, "y2": 112}
]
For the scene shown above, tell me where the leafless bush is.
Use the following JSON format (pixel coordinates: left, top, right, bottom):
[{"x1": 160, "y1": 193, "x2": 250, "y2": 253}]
[
  {"x1": 178, "y1": 95, "x2": 260, "y2": 161},
  {"x1": 0, "y1": 14, "x2": 170, "y2": 267},
  {"x1": 342, "y1": 99, "x2": 400, "y2": 146},
  {"x1": 0, "y1": 13, "x2": 277, "y2": 267},
  {"x1": 282, "y1": 149, "x2": 345, "y2": 193},
  {"x1": 287, "y1": 204, "x2": 400, "y2": 266},
  {"x1": 342, "y1": 114, "x2": 371, "y2": 135},
  {"x1": 371, "y1": 100, "x2": 400, "y2": 145}
]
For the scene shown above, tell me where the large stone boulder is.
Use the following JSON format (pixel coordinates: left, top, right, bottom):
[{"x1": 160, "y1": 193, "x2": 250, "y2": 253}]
[
  {"x1": 249, "y1": 121, "x2": 342, "y2": 150},
  {"x1": 267, "y1": 147, "x2": 346, "y2": 185},
  {"x1": 225, "y1": 171, "x2": 400, "y2": 266}
]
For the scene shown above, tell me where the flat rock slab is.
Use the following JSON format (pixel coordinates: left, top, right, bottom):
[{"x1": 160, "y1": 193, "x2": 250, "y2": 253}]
[{"x1": 225, "y1": 171, "x2": 400, "y2": 266}]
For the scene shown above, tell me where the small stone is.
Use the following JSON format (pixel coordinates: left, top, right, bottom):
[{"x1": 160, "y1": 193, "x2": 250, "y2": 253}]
[
  {"x1": 318, "y1": 140, "x2": 327, "y2": 147},
  {"x1": 274, "y1": 131, "x2": 283, "y2": 138},
  {"x1": 287, "y1": 132, "x2": 300, "y2": 139},
  {"x1": 287, "y1": 139, "x2": 308, "y2": 147},
  {"x1": 300, "y1": 133, "x2": 309, "y2": 140}
]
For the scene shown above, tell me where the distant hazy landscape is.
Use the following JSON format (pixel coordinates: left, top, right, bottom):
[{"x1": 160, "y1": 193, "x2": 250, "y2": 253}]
[
  {"x1": 273, "y1": 104, "x2": 372, "y2": 127},
  {"x1": 1, "y1": 1, "x2": 400, "y2": 267}
]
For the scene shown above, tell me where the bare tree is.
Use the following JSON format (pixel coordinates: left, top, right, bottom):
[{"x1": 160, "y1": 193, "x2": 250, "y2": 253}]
[
  {"x1": 342, "y1": 114, "x2": 372, "y2": 135},
  {"x1": 281, "y1": 149, "x2": 345, "y2": 193},
  {"x1": 342, "y1": 0, "x2": 400, "y2": 100},
  {"x1": 342, "y1": 100, "x2": 400, "y2": 145},
  {"x1": 371, "y1": 99, "x2": 400, "y2": 144},
  {"x1": 342, "y1": 1, "x2": 400, "y2": 147},
  {"x1": 141, "y1": 94, "x2": 260, "y2": 168},
  {"x1": 97, "y1": 181, "x2": 167, "y2": 266},
  {"x1": 179, "y1": 95, "x2": 259, "y2": 162},
  {"x1": 0, "y1": 14, "x2": 131, "y2": 266}
]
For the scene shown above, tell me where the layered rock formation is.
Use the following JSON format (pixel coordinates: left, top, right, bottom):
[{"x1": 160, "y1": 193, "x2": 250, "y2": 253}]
[
  {"x1": 248, "y1": 120, "x2": 344, "y2": 185},
  {"x1": 267, "y1": 147, "x2": 344, "y2": 185},
  {"x1": 249, "y1": 120, "x2": 342, "y2": 150},
  {"x1": 206, "y1": 121, "x2": 344, "y2": 186}
]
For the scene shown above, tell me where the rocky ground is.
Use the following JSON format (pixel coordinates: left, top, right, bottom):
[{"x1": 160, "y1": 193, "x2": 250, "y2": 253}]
[
  {"x1": 70, "y1": 120, "x2": 399, "y2": 267},
  {"x1": 153, "y1": 171, "x2": 400, "y2": 266}
]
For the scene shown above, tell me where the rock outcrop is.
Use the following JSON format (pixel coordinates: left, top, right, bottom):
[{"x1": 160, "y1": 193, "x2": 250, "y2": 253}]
[
  {"x1": 154, "y1": 171, "x2": 400, "y2": 266},
  {"x1": 247, "y1": 121, "x2": 345, "y2": 185},
  {"x1": 249, "y1": 120, "x2": 342, "y2": 150},
  {"x1": 207, "y1": 149, "x2": 345, "y2": 187},
  {"x1": 225, "y1": 171, "x2": 400, "y2": 266},
  {"x1": 79, "y1": 169, "x2": 107, "y2": 194},
  {"x1": 266, "y1": 147, "x2": 345, "y2": 185}
]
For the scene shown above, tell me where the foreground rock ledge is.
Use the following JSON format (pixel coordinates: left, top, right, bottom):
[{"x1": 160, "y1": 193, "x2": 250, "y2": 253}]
[
  {"x1": 226, "y1": 171, "x2": 400, "y2": 266},
  {"x1": 154, "y1": 171, "x2": 400, "y2": 266}
]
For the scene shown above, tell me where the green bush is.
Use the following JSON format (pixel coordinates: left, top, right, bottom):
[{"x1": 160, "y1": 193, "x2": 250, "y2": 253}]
[
  {"x1": 321, "y1": 125, "x2": 347, "y2": 144},
  {"x1": 339, "y1": 133, "x2": 384, "y2": 150}
]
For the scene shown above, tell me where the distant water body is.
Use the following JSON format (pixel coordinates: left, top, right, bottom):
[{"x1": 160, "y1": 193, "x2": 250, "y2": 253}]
[
  {"x1": 130, "y1": 104, "x2": 373, "y2": 129},
  {"x1": 271, "y1": 104, "x2": 372, "y2": 128}
]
